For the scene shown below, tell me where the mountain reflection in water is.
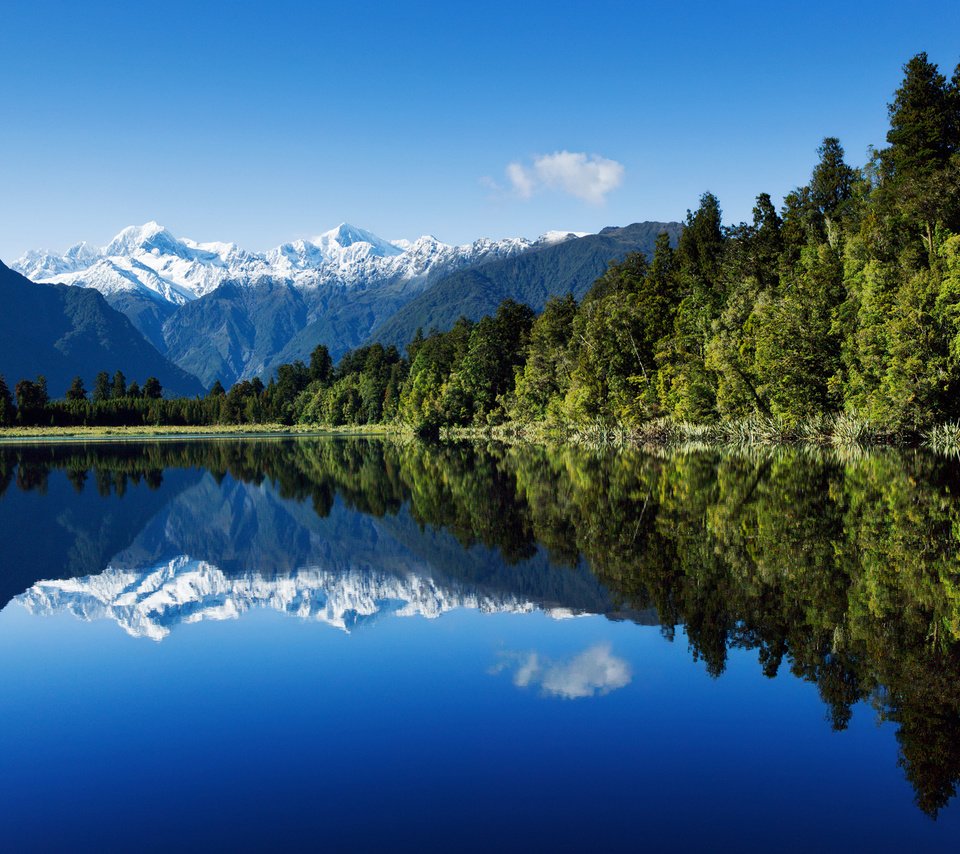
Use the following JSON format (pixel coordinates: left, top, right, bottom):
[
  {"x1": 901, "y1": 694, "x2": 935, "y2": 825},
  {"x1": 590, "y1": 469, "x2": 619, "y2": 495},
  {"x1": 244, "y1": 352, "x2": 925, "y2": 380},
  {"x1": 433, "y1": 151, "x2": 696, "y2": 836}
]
[{"x1": 1, "y1": 437, "x2": 959, "y2": 821}]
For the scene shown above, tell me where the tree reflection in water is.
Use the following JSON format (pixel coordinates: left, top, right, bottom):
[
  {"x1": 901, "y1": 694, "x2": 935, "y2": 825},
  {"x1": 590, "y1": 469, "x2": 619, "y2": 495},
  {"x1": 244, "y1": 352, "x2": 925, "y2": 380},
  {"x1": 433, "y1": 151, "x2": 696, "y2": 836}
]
[{"x1": 1, "y1": 437, "x2": 959, "y2": 815}]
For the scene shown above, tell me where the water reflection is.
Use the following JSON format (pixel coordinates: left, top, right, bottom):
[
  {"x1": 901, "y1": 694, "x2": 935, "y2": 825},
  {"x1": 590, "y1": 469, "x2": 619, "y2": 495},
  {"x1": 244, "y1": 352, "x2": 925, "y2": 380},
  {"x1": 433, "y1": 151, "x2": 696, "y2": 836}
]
[
  {"x1": 1, "y1": 437, "x2": 959, "y2": 816},
  {"x1": 491, "y1": 644, "x2": 632, "y2": 699},
  {"x1": 18, "y1": 558, "x2": 603, "y2": 640}
]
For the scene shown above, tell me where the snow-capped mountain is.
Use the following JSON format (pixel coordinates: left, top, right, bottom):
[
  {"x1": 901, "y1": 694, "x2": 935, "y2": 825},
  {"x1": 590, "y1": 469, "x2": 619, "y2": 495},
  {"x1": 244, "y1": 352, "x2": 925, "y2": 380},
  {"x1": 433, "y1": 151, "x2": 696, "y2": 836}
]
[
  {"x1": 15, "y1": 222, "x2": 256, "y2": 305},
  {"x1": 9, "y1": 219, "x2": 673, "y2": 389},
  {"x1": 13, "y1": 221, "x2": 584, "y2": 307},
  {"x1": 17, "y1": 556, "x2": 584, "y2": 641}
]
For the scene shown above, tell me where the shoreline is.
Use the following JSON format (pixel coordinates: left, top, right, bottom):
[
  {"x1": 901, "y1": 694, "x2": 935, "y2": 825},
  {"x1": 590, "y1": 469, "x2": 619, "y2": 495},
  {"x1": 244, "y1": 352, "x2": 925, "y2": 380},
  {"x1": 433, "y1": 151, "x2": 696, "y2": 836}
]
[
  {"x1": 1, "y1": 416, "x2": 958, "y2": 456},
  {"x1": 0, "y1": 423, "x2": 406, "y2": 444}
]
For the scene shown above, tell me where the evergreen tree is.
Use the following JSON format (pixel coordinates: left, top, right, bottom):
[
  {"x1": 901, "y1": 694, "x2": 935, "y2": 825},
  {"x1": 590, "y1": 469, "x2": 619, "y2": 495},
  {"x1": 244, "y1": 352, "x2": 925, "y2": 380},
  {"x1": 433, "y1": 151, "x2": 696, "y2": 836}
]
[
  {"x1": 810, "y1": 137, "x2": 857, "y2": 225},
  {"x1": 647, "y1": 230, "x2": 680, "y2": 303},
  {"x1": 399, "y1": 317, "x2": 473, "y2": 433},
  {"x1": 407, "y1": 328, "x2": 426, "y2": 362},
  {"x1": 563, "y1": 248, "x2": 680, "y2": 423},
  {"x1": 675, "y1": 191, "x2": 724, "y2": 288},
  {"x1": 883, "y1": 53, "x2": 960, "y2": 260},
  {"x1": 936, "y1": 234, "x2": 960, "y2": 373},
  {"x1": 269, "y1": 361, "x2": 311, "y2": 423},
  {"x1": 143, "y1": 377, "x2": 163, "y2": 399},
  {"x1": 704, "y1": 194, "x2": 783, "y2": 418},
  {"x1": 0, "y1": 376, "x2": 14, "y2": 426},
  {"x1": 112, "y1": 370, "x2": 126, "y2": 399},
  {"x1": 66, "y1": 376, "x2": 87, "y2": 402},
  {"x1": 443, "y1": 301, "x2": 535, "y2": 424},
  {"x1": 752, "y1": 244, "x2": 844, "y2": 420},
  {"x1": 309, "y1": 345, "x2": 334, "y2": 384},
  {"x1": 656, "y1": 193, "x2": 725, "y2": 420},
  {"x1": 886, "y1": 53, "x2": 955, "y2": 181},
  {"x1": 93, "y1": 371, "x2": 111, "y2": 403},
  {"x1": 15, "y1": 376, "x2": 49, "y2": 422}
]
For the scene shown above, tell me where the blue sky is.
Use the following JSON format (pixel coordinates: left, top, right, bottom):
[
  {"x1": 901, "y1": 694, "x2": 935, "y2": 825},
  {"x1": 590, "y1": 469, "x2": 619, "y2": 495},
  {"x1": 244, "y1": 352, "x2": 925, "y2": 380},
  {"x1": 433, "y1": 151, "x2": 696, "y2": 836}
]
[{"x1": 1, "y1": 0, "x2": 959, "y2": 259}]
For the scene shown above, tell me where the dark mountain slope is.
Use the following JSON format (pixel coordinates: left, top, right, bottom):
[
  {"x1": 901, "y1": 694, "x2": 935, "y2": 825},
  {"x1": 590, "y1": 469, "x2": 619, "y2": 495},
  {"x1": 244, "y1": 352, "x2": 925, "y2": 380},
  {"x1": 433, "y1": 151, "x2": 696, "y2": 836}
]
[
  {"x1": 107, "y1": 290, "x2": 178, "y2": 353},
  {"x1": 161, "y1": 278, "x2": 309, "y2": 388},
  {"x1": 368, "y1": 222, "x2": 682, "y2": 350},
  {"x1": 262, "y1": 281, "x2": 416, "y2": 375},
  {"x1": 0, "y1": 260, "x2": 205, "y2": 397}
]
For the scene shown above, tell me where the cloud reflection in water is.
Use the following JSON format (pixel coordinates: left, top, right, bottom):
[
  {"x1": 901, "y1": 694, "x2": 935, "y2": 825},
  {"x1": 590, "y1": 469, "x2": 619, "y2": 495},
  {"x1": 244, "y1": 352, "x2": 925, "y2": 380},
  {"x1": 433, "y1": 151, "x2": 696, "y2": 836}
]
[{"x1": 492, "y1": 643, "x2": 632, "y2": 699}]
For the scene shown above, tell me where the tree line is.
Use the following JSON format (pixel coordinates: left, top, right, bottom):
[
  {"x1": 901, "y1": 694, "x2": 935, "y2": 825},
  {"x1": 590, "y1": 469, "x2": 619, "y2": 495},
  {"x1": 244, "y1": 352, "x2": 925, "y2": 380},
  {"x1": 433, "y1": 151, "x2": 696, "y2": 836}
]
[
  {"x1": 0, "y1": 362, "x2": 314, "y2": 428},
  {"x1": 2, "y1": 53, "x2": 959, "y2": 433}
]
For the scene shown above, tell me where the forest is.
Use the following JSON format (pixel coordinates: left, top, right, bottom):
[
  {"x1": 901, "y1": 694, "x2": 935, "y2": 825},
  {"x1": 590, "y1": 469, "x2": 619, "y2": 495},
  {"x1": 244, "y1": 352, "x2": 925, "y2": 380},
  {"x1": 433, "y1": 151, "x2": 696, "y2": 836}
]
[{"x1": 3, "y1": 53, "x2": 959, "y2": 437}]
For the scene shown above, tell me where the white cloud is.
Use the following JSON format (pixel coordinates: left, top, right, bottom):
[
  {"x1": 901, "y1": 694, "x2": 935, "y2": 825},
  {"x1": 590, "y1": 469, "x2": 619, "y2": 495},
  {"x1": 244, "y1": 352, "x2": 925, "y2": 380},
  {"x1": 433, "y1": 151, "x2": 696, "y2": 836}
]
[
  {"x1": 506, "y1": 162, "x2": 536, "y2": 199},
  {"x1": 505, "y1": 151, "x2": 625, "y2": 204},
  {"x1": 492, "y1": 643, "x2": 632, "y2": 699}
]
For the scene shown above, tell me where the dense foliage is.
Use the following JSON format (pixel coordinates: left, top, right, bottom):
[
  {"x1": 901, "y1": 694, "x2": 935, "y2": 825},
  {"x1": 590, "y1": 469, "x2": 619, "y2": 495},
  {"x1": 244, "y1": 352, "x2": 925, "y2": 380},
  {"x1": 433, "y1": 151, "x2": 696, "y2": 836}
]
[
  {"x1": 298, "y1": 52, "x2": 960, "y2": 434},
  {"x1": 3, "y1": 54, "x2": 958, "y2": 433}
]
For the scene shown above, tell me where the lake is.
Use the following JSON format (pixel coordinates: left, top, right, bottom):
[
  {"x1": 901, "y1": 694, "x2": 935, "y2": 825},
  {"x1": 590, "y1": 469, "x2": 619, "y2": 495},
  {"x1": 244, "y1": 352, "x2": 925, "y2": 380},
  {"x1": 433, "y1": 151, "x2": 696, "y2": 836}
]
[{"x1": 0, "y1": 437, "x2": 958, "y2": 851}]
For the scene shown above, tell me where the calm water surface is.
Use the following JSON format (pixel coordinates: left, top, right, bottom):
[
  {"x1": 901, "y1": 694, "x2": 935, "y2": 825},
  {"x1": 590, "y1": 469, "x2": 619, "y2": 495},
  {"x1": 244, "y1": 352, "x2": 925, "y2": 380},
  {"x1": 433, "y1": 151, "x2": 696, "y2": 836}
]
[{"x1": 0, "y1": 438, "x2": 958, "y2": 851}]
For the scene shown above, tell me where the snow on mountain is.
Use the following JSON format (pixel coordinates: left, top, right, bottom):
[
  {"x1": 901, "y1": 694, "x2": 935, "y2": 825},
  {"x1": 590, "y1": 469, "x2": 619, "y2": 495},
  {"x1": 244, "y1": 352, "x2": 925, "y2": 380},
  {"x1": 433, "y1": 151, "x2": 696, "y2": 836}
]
[
  {"x1": 15, "y1": 221, "x2": 264, "y2": 304},
  {"x1": 17, "y1": 556, "x2": 582, "y2": 641},
  {"x1": 103, "y1": 221, "x2": 174, "y2": 257},
  {"x1": 536, "y1": 230, "x2": 591, "y2": 245},
  {"x1": 13, "y1": 221, "x2": 589, "y2": 306},
  {"x1": 316, "y1": 222, "x2": 405, "y2": 258}
]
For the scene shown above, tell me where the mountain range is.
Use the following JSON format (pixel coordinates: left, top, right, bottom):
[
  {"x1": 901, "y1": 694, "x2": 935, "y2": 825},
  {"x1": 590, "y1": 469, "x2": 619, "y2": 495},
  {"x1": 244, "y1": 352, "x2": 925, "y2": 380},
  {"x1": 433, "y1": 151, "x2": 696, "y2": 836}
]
[{"x1": 8, "y1": 219, "x2": 681, "y2": 391}]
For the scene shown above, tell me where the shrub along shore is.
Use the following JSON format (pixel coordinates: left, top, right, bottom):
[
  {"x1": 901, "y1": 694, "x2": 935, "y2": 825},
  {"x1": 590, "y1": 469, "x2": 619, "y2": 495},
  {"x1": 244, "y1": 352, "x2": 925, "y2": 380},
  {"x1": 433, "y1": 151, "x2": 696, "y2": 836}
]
[
  {"x1": 2, "y1": 417, "x2": 960, "y2": 458},
  {"x1": 449, "y1": 416, "x2": 960, "y2": 455}
]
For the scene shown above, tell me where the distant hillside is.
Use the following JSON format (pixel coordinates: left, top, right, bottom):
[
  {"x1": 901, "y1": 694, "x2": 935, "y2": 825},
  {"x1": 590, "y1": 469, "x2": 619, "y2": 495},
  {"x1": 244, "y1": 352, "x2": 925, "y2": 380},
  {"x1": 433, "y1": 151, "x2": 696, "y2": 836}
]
[
  {"x1": 261, "y1": 278, "x2": 422, "y2": 378},
  {"x1": 0, "y1": 260, "x2": 205, "y2": 397},
  {"x1": 368, "y1": 222, "x2": 682, "y2": 351},
  {"x1": 162, "y1": 279, "x2": 309, "y2": 389}
]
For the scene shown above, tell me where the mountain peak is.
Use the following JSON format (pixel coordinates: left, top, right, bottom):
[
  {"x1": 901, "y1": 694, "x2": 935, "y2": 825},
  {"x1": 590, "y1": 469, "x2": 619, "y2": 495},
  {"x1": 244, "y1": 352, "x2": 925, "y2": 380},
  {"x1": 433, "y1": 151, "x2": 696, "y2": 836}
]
[
  {"x1": 105, "y1": 221, "x2": 177, "y2": 256},
  {"x1": 535, "y1": 230, "x2": 590, "y2": 246},
  {"x1": 314, "y1": 223, "x2": 403, "y2": 258},
  {"x1": 111, "y1": 220, "x2": 166, "y2": 241}
]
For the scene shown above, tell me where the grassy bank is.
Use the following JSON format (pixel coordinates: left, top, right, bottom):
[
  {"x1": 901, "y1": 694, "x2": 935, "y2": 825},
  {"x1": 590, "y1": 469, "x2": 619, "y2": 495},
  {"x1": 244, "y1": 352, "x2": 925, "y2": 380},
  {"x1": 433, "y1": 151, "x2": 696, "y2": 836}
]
[
  {"x1": 4, "y1": 416, "x2": 960, "y2": 457},
  {"x1": 0, "y1": 422, "x2": 408, "y2": 443}
]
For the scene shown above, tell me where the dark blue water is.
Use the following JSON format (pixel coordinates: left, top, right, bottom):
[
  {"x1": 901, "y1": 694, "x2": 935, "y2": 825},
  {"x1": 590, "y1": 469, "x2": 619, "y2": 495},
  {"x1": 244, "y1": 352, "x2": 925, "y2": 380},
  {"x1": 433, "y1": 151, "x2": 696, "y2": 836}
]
[{"x1": 0, "y1": 438, "x2": 957, "y2": 851}]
